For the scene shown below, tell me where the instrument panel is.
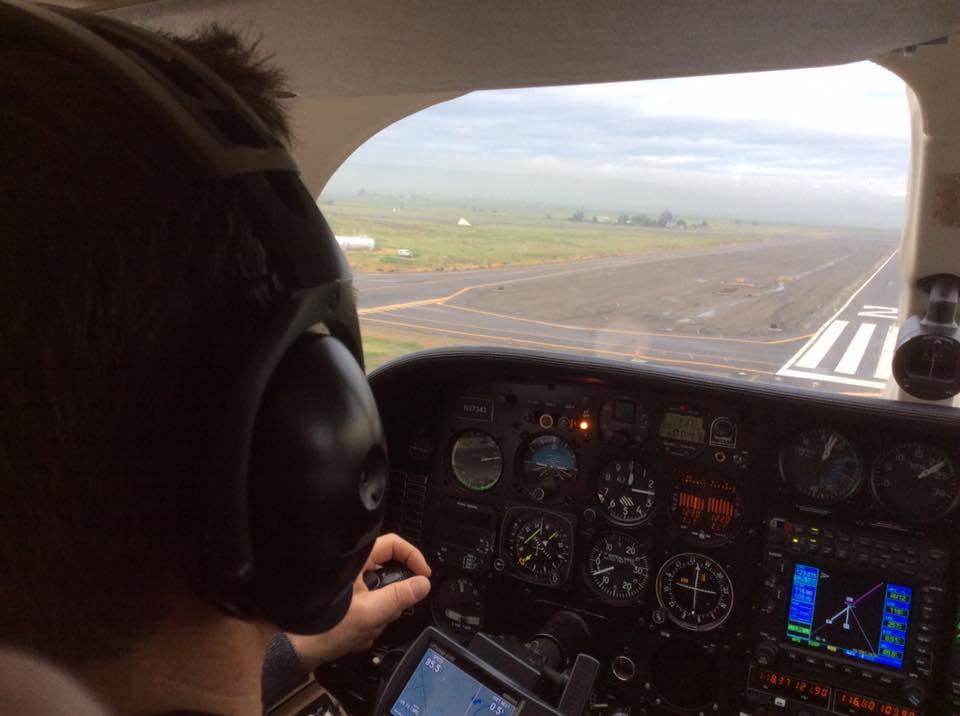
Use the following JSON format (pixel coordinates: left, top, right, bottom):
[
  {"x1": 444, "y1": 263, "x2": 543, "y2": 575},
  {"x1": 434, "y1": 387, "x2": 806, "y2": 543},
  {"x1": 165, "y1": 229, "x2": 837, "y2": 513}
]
[{"x1": 370, "y1": 350, "x2": 960, "y2": 716}]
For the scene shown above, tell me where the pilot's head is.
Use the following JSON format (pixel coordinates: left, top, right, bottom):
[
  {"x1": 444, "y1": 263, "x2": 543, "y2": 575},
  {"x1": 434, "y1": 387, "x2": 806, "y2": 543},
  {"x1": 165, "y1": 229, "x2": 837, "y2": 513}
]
[{"x1": 0, "y1": 0, "x2": 386, "y2": 675}]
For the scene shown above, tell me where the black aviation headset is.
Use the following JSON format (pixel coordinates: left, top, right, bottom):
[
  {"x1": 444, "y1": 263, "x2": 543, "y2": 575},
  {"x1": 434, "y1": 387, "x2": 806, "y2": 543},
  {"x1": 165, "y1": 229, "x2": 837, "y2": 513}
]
[{"x1": 1, "y1": 1, "x2": 388, "y2": 633}]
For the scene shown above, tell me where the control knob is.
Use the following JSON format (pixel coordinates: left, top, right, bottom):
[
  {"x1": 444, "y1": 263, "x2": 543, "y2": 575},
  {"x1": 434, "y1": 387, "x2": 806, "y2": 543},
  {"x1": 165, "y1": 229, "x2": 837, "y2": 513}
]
[
  {"x1": 902, "y1": 679, "x2": 926, "y2": 708},
  {"x1": 753, "y1": 640, "x2": 779, "y2": 667}
]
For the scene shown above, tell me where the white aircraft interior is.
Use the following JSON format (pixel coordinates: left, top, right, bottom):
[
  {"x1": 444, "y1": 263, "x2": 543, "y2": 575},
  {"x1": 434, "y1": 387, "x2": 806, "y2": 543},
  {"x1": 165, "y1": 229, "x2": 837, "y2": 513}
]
[{"x1": 28, "y1": 2, "x2": 960, "y2": 715}]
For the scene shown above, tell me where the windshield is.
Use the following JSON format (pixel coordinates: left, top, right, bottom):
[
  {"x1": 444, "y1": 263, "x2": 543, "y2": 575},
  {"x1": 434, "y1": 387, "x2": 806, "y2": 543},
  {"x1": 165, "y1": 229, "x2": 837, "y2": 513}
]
[{"x1": 320, "y1": 62, "x2": 909, "y2": 398}]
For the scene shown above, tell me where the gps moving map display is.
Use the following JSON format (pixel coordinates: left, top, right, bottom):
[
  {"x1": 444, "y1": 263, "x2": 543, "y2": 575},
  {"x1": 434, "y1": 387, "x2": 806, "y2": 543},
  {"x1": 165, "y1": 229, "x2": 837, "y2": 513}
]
[
  {"x1": 390, "y1": 646, "x2": 517, "y2": 716},
  {"x1": 785, "y1": 564, "x2": 912, "y2": 669}
]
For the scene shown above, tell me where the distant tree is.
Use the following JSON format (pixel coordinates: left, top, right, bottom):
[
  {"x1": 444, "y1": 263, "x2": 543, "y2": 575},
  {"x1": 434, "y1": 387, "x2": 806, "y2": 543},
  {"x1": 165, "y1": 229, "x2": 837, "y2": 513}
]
[
  {"x1": 545, "y1": 214, "x2": 552, "y2": 220},
  {"x1": 570, "y1": 209, "x2": 585, "y2": 222},
  {"x1": 701, "y1": 220, "x2": 709, "y2": 228},
  {"x1": 631, "y1": 214, "x2": 652, "y2": 227},
  {"x1": 591, "y1": 215, "x2": 598, "y2": 223},
  {"x1": 657, "y1": 209, "x2": 674, "y2": 227},
  {"x1": 357, "y1": 186, "x2": 367, "y2": 197},
  {"x1": 617, "y1": 214, "x2": 629, "y2": 225},
  {"x1": 676, "y1": 219, "x2": 687, "y2": 228},
  {"x1": 752, "y1": 220, "x2": 759, "y2": 226}
]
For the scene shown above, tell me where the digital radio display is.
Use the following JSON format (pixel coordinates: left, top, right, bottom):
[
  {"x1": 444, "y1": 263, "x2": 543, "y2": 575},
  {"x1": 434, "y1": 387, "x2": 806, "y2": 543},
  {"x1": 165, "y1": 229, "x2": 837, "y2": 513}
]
[
  {"x1": 835, "y1": 690, "x2": 918, "y2": 716},
  {"x1": 659, "y1": 411, "x2": 705, "y2": 444},
  {"x1": 747, "y1": 667, "x2": 831, "y2": 708},
  {"x1": 785, "y1": 564, "x2": 912, "y2": 670}
]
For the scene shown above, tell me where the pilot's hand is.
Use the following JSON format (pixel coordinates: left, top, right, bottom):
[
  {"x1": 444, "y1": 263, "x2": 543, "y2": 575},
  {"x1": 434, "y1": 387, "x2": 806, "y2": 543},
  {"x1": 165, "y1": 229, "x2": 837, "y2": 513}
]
[{"x1": 287, "y1": 533, "x2": 432, "y2": 669}]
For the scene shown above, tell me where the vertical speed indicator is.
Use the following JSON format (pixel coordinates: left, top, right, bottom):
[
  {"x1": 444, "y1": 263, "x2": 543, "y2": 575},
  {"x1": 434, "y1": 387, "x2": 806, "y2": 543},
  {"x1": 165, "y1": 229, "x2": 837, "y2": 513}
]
[
  {"x1": 870, "y1": 442, "x2": 960, "y2": 521},
  {"x1": 584, "y1": 532, "x2": 650, "y2": 605}
]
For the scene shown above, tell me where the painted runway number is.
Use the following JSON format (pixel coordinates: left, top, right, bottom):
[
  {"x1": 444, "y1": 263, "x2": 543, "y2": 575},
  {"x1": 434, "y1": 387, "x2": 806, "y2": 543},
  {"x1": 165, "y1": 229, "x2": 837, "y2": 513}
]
[{"x1": 857, "y1": 305, "x2": 897, "y2": 320}]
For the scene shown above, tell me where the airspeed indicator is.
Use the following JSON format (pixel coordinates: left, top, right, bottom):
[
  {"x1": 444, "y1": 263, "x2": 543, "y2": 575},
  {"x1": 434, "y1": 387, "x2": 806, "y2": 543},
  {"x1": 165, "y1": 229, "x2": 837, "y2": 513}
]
[{"x1": 450, "y1": 430, "x2": 502, "y2": 491}]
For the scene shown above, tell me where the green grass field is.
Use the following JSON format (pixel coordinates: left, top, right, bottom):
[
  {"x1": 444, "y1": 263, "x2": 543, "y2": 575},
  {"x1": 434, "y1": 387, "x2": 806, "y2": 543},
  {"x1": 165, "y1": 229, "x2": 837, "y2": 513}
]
[
  {"x1": 328, "y1": 195, "x2": 881, "y2": 368},
  {"x1": 318, "y1": 195, "x2": 806, "y2": 273},
  {"x1": 363, "y1": 335, "x2": 428, "y2": 371}
]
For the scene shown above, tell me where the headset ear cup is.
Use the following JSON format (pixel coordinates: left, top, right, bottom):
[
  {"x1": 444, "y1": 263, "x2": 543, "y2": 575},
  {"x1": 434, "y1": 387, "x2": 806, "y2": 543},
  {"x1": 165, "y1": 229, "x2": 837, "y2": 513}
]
[{"x1": 246, "y1": 334, "x2": 386, "y2": 633}]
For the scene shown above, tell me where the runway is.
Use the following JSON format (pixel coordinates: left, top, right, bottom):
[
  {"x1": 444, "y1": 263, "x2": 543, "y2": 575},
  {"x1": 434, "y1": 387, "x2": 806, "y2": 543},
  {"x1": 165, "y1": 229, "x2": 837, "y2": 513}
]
[{"x1": 355, "y1": 232, "x2": 901, "y2": 395}]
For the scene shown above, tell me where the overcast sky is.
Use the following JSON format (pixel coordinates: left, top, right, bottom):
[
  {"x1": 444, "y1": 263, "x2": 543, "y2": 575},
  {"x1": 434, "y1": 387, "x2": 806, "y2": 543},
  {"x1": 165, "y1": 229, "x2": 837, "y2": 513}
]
[{"x1": 323, "y1": 62, "x2": 910, "y2": 229}]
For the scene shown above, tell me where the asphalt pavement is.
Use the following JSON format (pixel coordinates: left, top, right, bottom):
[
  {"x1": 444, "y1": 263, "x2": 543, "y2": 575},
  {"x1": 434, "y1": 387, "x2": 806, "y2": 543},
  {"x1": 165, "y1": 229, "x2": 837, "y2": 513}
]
[{"x1": 355, "y1": 232, "x2": 901, "y2": 395}]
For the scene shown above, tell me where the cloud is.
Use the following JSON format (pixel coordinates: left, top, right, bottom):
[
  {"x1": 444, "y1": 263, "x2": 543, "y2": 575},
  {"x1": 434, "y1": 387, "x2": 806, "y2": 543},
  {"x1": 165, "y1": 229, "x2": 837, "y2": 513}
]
[{"x1": 325, "y1": 61, "x2": 910, "y2": 228}]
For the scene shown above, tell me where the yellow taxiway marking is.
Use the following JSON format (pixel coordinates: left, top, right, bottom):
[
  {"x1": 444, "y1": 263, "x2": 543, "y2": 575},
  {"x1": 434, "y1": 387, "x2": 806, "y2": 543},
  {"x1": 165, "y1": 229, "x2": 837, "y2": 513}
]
[
  {"x1": 360, "y1": 276, "x2": 473, "y2": 295},
  {"x1": 361, "y1": 284, "x2": 812, "y2": 348},
  {"x1": 359, "y1": 259, "x2": 691, "y2": 316},
  {"x1": 442, "y1": 303, "x2": 811, "y2": 346},
  {"x1": 367, "y1": 311, "x2": 780, "y2": 370},
  {"x1": 358, "y1": 297, "x2": 444, "y2": 314},
  {"x1": 361, "y1": 317, "x2": 778, "y2": 376},
  {"x1": 357, "y1": 286, "x2": 473, "y2": 316}
]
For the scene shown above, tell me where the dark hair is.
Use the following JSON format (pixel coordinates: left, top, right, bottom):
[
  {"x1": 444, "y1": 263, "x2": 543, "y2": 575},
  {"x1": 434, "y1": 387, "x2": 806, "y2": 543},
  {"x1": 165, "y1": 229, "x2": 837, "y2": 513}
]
[{"x1": 0, "y1": 21, "x2": 292, "y2": 665}]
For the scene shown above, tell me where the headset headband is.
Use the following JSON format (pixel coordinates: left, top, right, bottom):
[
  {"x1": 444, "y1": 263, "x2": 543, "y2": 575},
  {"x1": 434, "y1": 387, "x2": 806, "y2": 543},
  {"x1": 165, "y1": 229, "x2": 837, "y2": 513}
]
[{"x1": 0, "y1": 0, "x2": 348, "y2": 290}]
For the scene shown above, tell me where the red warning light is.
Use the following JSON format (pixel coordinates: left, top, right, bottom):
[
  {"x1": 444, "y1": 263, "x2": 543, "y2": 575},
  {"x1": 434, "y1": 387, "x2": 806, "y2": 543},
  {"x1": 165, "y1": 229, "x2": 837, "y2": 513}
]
[{"x1": 579, "y1": 419, "x2": 590, "y2": 431}]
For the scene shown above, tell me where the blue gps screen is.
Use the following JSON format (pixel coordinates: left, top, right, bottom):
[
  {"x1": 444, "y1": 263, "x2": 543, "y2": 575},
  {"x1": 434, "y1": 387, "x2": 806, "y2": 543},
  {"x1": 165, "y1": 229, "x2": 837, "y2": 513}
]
[
  {"x1": 785, "y1": 563, "x2": 912, "y2": 670},
  {"x1": 390, "y1": 646, "x2": 517, "y2": 716}
]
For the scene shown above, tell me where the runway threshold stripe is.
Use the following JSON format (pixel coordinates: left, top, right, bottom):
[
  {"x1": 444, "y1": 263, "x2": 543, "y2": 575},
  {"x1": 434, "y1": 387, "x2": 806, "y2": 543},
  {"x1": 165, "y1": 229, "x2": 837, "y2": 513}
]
[
  {"x1": 874, "y1": 325, "x2": 899, "y2": 380},
  {"x1": 776, "y1": 367, "x2": 888, "y2": 390},
  {"x1": 835, "y1": 323, "x2": 876, "y2": 375},
  {"x1": 795, "y1": 321, "x2": 848, "y2": 369},
  {"x1": 777, "y1": 249, "x2": 898, "y2": 375}
]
